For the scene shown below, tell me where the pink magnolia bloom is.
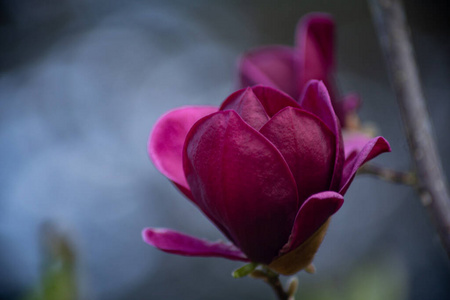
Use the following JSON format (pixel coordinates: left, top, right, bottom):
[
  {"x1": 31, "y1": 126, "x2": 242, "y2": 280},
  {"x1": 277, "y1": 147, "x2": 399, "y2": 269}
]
[
  {"x1": 143, "y1": 82, "x2": 390, "y2": 275},
  {"x1": 238, "y1": 13, "x2": 358, "y2": 128}
]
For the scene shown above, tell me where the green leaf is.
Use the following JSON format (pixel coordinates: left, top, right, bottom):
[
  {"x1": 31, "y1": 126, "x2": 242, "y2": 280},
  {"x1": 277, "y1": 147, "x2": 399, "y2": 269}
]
[
  {"x1": 22, "y1": 227, "x2": 77, "y2": 300},
  {"x1": 232, "y1": 262, "x2": 259, "y2": 278}
]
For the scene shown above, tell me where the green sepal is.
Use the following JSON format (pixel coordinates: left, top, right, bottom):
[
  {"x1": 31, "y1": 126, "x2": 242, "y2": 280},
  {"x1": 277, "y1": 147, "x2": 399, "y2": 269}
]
[{"x1": 232, "y1": 262, "x2": 259, "y2": 278}]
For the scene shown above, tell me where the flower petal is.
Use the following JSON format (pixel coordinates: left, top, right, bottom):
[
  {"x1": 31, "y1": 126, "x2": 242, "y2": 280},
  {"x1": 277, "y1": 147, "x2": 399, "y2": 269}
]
[
  {"x1": 142, "y1": 228, "x2": 249, "y2": 261},
  {"x1": 299, "y1": 80, "x2": 337, "y2": 135},
  {"x1": 149, "y1": 106, "x2": 237, "y2": 243},
  {"x1": 184, "y1": 110, "x2": 299, "y2": 263},
  {"x1": 238, "y1": 46, "x2": 299, "y2": 98},
  {"x1": 296, "y1": 13, "x2": 335, "y2": 90},
  {"x1": 269, "y1": 219, "x2": 330, "y2": 275},
  {"x1": 148, "y1": 106, "x2": 217, "y2": 198},
  {"x1": 268, "y1": 191, "x2": 343, "y2": 275},
  {"x1": 299, "y1": 80, "x2": 344, "y2": 191},
  {"x1": 339, "y1": 136, "x2": 391, "y2": 195},
  {"x1": 259, "y1": 107, "x2": 336, "y2": 204},
  {"x1": 251, "y1": 85, "x2": 301, "y2": 117},
  {"x1": 220, "y1": 87, "x2": 269, "y2": 130},
  {"x1": 279, "y1": 191, "x2": 343, "y2": 254}
]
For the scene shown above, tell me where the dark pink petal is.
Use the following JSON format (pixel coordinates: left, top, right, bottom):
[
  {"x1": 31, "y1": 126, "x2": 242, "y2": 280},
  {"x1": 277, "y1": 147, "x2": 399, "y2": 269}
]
[
  {"x1": 142, "y1": 228, "x2": 249, "y2": 261},
  {"x1": 339, "y1": 136, "x2": 391, "y2": 195},
  {"x1": 184, "y1": 110, "x2": 299, "y2": 263},
  {"x1": 299, "y1": 80, "x2": 344, "y2": 191},
  {"x1": 279, "y1": 191, "x2": 343, "y2": 255},
  {"x1": 296, "y1": 13, "x2": 335, "y2": 89},
  {"x1": 300, "y1": 80, "x2": 337, "y2": 135},
  {"x1": 148, "y1": 106, "x2": 237, "y2": 244},
  {"x1": 220, "y1": 87, "x2": 269, "y2": 130},
  {"x1": 251, "y1": 85, "x2": 301, "y2": 117},
  {"x1": 148, "y1": 106, "x2": 217, "y2": 199},
  {"x1": 238, "y1": 46, "x2": 299, "y2": 98},
  {"x1": 148, "y1": 107, "x2": 237, "y2": 244},
  {"x1": 259, "y1": 107, "x2": 335, "y2": 204}
]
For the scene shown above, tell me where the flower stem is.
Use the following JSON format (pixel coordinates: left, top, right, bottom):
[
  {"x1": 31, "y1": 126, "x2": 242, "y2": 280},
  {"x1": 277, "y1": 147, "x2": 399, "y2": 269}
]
[
  {"x1": 358, "y1": 164, "x2": 417, "y2": 186},
  {"x1": 250, "y1": 268, "x2": 294, "y2": 300},
  {"x1": 369, "y1": 0, "x2": 450, "y2": 258},
  {"x1": 267, "y1": 275, "x2": 289, "y2": 300}
]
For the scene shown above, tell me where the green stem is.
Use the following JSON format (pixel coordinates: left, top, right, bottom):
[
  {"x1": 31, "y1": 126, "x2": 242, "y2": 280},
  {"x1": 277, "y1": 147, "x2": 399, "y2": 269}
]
[{"x1": 250, "y1": 268, "x2": 291, "y2": 300}]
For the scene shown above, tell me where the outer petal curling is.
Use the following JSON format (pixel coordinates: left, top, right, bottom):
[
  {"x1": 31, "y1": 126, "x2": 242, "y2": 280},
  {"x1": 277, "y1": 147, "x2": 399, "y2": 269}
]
[
  {"x1": 148, "y1": 106, "x2": 217, "y2": 198},
  {"x1": 238, "y1": 46, "x2": 299, "y2": 98},
  {"x1": 142, "y1": 228, "x2": 248, "y2": 261},
  {"x1": 280, "y1": 191, "x2": 343, "y2": 254},
  {"x1": 268, "y1": 191, "x2": 343, "y2": 275},
  {"x1": 184, "y1": 110, "x2": 299, "y2": 263},
  {"x1": 299, "y1": 80, "x2": 344, "y2": 190},
  {"x1": 259, "y1": 107, "x2": 336, "y2": 204},
  {"x1": 269, "y1": 219, "x2": 331, "y2": 275},
  {"x1": 339, "y1": 136, "x2": 391, "y2": 195}
]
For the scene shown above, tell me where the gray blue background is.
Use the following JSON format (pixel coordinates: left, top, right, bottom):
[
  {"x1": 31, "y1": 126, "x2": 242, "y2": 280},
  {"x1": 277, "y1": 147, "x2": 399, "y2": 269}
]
[{"x1": 1, "y1": 0, "x2": 449, "y2": 299}]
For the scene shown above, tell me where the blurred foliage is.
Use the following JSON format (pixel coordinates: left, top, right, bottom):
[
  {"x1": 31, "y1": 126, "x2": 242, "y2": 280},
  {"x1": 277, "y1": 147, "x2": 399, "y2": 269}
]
[
  {"x1": 22, "y1": 225, "x2": 77, "y2": 300},
  {"x1": 298, "y1": 258, "x2": 408, "y2": 300}
]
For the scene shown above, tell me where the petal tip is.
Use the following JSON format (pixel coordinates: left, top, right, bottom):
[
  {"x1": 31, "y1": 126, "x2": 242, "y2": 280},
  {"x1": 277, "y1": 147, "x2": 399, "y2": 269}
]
[
  {"x1": 142, "y1": 227, "x2": 160, "y2": 246},
  {"x1": 303, "y1": 12, "x2": 334, "y2": 24},
  {"x1": 378, "y1": 136, "x2": 392, "y2": 152}
]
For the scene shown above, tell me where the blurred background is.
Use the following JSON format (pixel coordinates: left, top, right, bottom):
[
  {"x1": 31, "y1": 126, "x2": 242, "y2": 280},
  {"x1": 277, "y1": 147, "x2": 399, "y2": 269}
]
[{"x1": 0, "y1": 0, "x2": 449, "y2": 299}]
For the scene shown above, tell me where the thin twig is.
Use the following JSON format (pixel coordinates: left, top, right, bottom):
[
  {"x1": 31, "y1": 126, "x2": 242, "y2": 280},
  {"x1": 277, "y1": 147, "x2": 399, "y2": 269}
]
[
  {"x1": 369, "y1": 0, "x2": 450, "y2": 258},
  {"x1": 358, "y1": 164, "x2": 417, "y2": 186}
]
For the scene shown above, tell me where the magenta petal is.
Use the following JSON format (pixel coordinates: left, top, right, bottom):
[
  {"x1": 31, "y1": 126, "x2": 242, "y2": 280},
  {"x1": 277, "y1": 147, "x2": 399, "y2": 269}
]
[
  {"x1": 148, "y1": 107, "x2": 235, "y2": 244},
  {"x1": 251, "y1": 85, "x2": 301, "y2": 117},
  {"x1": 296, "y1": 13, "x2": 335, "y2": 89},
  {"x1": 279, "y1": 191, "x2": 343, "y2": 255},
  {"x1": 259, "y1": 107, "x2": 336, "y2": 204},
  {"x1": 299, "y1": 80, "x2": 344, "y2": 191},
  {"x1": 184, "y1": 110, "x2": 299, "y2": 263},
  {"x1": 339, "y1": 136, "x2": 392, "y2": 195},
  {"x1": 142, "y1": 228, "x2": 249, "y2": 261},
  {"x1": 238, "y1": 46, "x2": 299, "y2": 99},
  {"x1": 220, "y1": 87, "x2": 269, "y2": 130},
  {"x1": 148, "y1": 106, "x2": 217, "y2": 198},
  {"x1": 300, "y1": 80, "x2": 338, "y2": 135}
]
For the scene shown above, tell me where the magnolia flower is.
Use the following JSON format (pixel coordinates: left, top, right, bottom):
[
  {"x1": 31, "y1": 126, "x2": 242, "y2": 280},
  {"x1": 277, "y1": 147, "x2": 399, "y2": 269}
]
[
  {"x1": 143, "y1": 82, "x2": 390, "y2": 275},
  {"x1": 238, "y1": 13, "x2": 359, "y2": 128}
]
